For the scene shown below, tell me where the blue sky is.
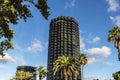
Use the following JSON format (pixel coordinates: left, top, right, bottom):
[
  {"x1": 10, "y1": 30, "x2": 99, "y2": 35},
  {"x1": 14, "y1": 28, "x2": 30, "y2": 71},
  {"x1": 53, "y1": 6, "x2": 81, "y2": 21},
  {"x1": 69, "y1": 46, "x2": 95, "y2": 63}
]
[{"x1": 0, "y1": 0, "x2": 120, "y2": 80}]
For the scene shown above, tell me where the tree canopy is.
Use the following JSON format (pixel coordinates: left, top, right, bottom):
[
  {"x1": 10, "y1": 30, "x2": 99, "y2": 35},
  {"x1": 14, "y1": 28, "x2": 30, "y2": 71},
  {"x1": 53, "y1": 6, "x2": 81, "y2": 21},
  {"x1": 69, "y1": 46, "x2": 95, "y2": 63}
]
[
  {"x1": 11, "y1": 71, "x2": 34, "y2": 80},
  {"x1": 79, "y1": 54, "x2": 87, "y2": 80},
  {"x1": 37, "y1": 66, "x2": 47, "y2": 80},
  {"x1": 113, "y1": 71, "x2": 120, "y2": 80},
  {"x1": 79, "y1": 54, "x2": 87, "y2": 66},
  {"x1": 53, "y1": 55, "x2": 79, "y2": 80},
  {"x1": 0, "y1": 0, "x2": 50, "y2": 57},
  {"x1": 108, "y1": 26, "x2": 120, "y2": 61}
]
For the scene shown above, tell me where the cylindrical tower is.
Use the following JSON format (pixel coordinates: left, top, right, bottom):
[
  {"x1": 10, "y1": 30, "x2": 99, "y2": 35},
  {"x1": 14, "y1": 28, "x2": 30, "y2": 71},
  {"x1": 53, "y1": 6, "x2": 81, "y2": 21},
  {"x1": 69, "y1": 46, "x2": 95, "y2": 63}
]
[{"x1": 47, "y1": 16, "x2": 80, "y2": 80}]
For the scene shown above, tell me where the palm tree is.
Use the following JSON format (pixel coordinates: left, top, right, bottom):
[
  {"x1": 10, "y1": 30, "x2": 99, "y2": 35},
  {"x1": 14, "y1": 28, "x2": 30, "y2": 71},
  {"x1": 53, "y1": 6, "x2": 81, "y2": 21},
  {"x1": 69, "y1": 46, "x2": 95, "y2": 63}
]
[
  {"x1": 53, "y1": 55, "x2": 79, "y2": 80},
  {"x1": 37, "y1": 66, "x2": 47, "y2": 80},
  {"x1": 108, "y1": 26, "x2": 120, "y2": 61},
  {"x1": 79, "y1": 54, "x2": 87, "y2": 80},
  {"x1": 13, "y1": 71, "x2": 34, "y2": 80},
  {"x1": 113, "y1": 71, "x2": 120, "y2": 80}
]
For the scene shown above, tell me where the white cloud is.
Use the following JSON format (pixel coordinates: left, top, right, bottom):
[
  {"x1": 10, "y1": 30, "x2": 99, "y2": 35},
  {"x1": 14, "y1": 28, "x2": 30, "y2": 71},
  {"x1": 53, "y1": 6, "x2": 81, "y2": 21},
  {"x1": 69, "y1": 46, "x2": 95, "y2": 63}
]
[
  {"x1": 103, "y1": 78, "x2": 114, "y2": 80},
  {"x1": 0, "y1": 73, "x2": 14, "y2": 80},
  {"x1": 80, "y1": 30, "x2": 86, "y2": 33},
  {"x1": 15, "y1": 55, "x2": 26, "y2": 65},
  {"x1": 80, "y1": 37, "x2": 85, "y2": 50},
  {"x1": 110, "y1": 16, "x2": 120, "y2": 26},
  {"x1": 106, "y1": 0, "x2": 120, "y2": 12},
  {"x1": 93, "y1": 36, "x2": 100, "y2": 43},
  {"x1": 85, "y1": 76, "x2": 98, "y2": 80},
  {"x1": 12, "y1": 43, "x2": 27, "y2": 65},
  {"x1": 87, "y1": 57, "x2": 97, "y2": 64},
  {"x1": 65, "y1": 0, "x2": 76, "y2": 8},
  {"x1": 86, "y1": 46, "x2": 111, "y2": 57},
  {"x1": 0, "y1": 53, "x2": 16, "y2": 63},
  {"x1": 86, "y1": 35, "x2": 101, "y2": 44},
  {"x1": 102, "y1": 61, "x2": 115, "y2": 66},
  {"x1": 27, "y1": 40, "x2": 45, "y2": 53}
]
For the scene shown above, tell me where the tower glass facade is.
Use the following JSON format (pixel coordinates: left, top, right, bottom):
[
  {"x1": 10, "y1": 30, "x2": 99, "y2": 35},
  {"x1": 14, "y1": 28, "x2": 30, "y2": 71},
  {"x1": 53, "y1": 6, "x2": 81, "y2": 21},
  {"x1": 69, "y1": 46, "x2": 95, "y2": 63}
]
[{"x1": 47, "y1": 16, "x2": 80, "y2": 80}]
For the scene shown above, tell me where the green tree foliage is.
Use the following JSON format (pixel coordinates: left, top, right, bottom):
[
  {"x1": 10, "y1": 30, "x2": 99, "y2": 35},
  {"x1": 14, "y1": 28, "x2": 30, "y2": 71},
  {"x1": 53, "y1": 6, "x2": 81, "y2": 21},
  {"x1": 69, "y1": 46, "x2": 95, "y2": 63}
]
[
  {"x1": 79, "y1": 54, "x2": 87, "y2": 80},
  {"x1": 53, "y1": 55, "x2": 79, "y2": 80},
  {"x1": 113, "y1": 71, "x2": 120, "y2": 80},
  {"x1": 36, "y1": 66, "x2": 47, "y2": 80},
  {"x1": 108, "y1": 26, "x2": 120, "y2": 61},
  {"x1": 11, "y1": 71, "x2": 34, "y2": 80},
  {"x1": 0, "y1": 0, "x2": 50, "y2": 57}
]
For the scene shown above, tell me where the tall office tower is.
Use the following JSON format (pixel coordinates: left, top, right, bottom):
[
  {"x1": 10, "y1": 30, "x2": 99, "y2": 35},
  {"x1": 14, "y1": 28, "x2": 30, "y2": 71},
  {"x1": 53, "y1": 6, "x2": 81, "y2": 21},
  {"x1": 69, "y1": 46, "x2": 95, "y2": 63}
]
[
  {"x1": 17, "y1": 65, "x2": 36, "y2": 80},
  {"x1": 47, "y1": 16, "x2": 80, "y2": 80}
]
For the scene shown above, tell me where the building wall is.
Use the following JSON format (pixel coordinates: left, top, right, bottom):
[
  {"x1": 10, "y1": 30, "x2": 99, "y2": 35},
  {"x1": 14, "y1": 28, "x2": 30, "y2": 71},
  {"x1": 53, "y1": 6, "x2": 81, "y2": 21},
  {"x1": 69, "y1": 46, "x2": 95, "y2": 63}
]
[
  {"x1": 17, "y1": 65, "x2": 36, "y2": 80},
  {"x1": 47, "y1": 16, "x2": 80, "y2": 80}
]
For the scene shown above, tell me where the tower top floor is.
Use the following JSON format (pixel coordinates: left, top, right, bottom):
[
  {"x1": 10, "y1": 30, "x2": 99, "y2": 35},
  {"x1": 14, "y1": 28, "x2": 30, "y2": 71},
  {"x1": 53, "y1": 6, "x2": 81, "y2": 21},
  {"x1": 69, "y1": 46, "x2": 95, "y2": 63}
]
[{"x1": 50, "y1": 16, "x2": 78, "y2": 26}]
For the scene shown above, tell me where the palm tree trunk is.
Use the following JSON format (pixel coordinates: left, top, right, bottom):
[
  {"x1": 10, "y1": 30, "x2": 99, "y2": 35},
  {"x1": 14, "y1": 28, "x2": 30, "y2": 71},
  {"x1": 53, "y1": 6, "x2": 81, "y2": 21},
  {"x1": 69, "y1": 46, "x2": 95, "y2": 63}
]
[
  {"x1": 118, "y1": 41, "x2": 120, "y2": 61},
  {"x1": 115, "y1": 41, "x2": 118, "y2": 48},
  {"x1": 39, "y1": 76, "x2": 42, "y2": 80},
  {"x1": 64, "y1": 67, "x2": 68, "y2": 80},
  {"x1": 82, "y1": 65, "x2": 84, "y2": 80},
  {"x1": 114, "y1": 40, "x2": 120, "y2": 61}
]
